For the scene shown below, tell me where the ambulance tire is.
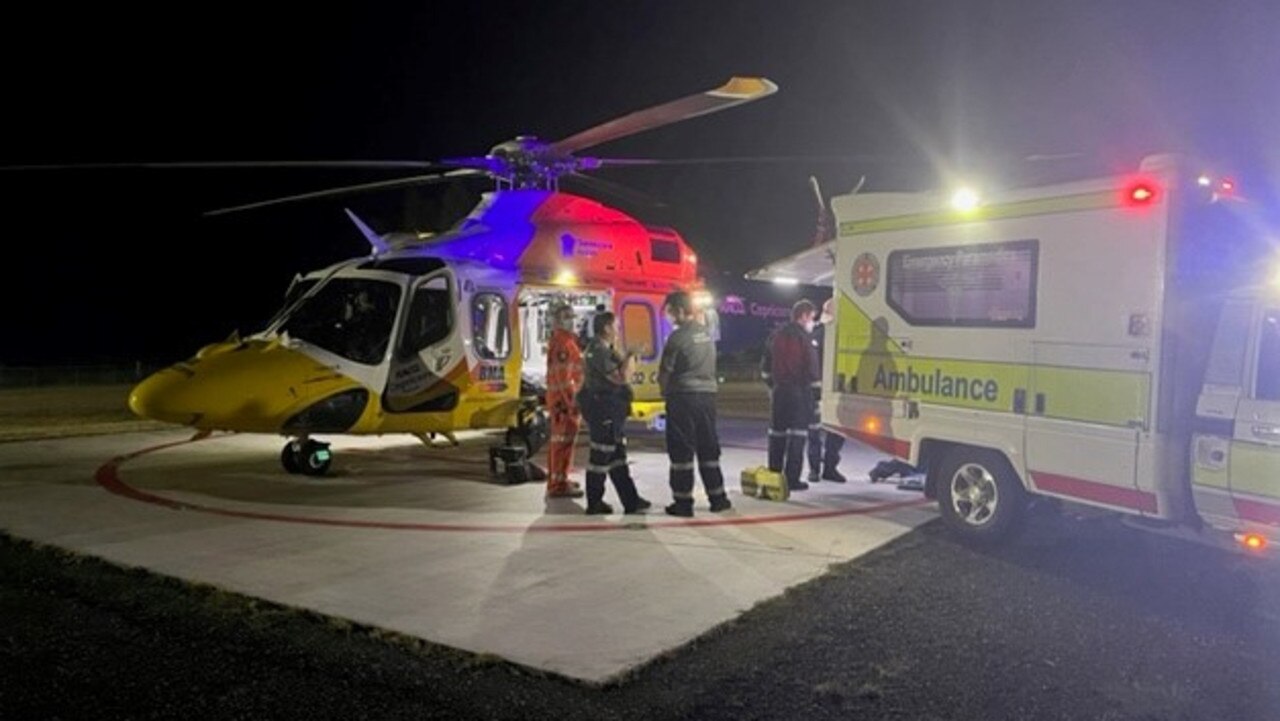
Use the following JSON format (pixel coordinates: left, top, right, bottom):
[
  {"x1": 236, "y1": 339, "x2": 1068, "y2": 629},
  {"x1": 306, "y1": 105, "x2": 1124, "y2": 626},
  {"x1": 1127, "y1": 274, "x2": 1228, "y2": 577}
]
[{"x1": 936, "y1": 447, "x2": 1026, "y2": 543}]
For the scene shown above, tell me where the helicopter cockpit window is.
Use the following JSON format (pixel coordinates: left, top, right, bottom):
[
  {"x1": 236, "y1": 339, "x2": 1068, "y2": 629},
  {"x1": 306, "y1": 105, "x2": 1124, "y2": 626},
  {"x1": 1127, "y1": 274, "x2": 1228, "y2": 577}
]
[
  {"x1": 650, "y1": 238, "x2": 681, "y2": 263},
  {"x1": 400, "y1": 275, "x2": 453, "y2": 357},
  {"x1": 472, "y1": 293, "x2": 511, "y2": 360},
  {"x1": 281, "y1": 278, "x2": 401, "y2": 365},
  {"x1": 284, "y1": 279, "x2": 318, "y2": 307}
]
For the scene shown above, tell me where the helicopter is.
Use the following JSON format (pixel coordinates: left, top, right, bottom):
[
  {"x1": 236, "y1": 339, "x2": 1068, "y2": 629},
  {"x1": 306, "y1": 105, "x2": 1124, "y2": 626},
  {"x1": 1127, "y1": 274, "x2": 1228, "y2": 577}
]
[{"x1": 122, "y1": 76, "x2": 779, "y2": 476}]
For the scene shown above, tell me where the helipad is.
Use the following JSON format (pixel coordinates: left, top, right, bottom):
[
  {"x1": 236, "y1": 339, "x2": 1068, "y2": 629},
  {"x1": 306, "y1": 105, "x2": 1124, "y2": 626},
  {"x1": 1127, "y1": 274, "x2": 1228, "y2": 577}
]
[{"x1": 0, "y1": 419, "x2": 934, "y2": 682}]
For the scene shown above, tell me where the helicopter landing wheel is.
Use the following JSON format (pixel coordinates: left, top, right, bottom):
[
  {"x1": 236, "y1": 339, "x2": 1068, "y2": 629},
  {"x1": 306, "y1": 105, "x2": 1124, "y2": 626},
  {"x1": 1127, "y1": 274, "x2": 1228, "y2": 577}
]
[
  {"x1": 282, "y1": 439, "x2": 333, "y2": 476},
  {"x1": 281, "y1": 441, "x2": 302, "y2": 474}
]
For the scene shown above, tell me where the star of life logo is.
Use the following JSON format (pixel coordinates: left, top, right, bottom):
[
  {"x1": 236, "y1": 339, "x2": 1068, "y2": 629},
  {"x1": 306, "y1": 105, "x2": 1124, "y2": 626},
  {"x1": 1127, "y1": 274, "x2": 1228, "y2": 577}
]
[{"x1": 852, "y1": 253, "x2": 880, "y2": 297}]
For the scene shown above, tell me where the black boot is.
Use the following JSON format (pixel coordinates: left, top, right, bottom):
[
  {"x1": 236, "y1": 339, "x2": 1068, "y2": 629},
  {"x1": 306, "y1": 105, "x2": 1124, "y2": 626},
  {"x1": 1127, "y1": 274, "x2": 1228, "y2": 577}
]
[
  {"x1": 585, "y1": 474, "x2": 607, "y2": 507},
  {"x1": 709, "y1": 495, "x2": 732, "y2": 513},
  {"x1": 821, "y1": 466, "x2": 847, "y2": 483},
  {"x1": 665, "y1": 501, "x2": 693, "y2": 518},
  {"x1": 625, "y1": 497, "x2": 652, "y2": 514},
  {"x1": 586, "y1": 501, "x2": 614, "y2": 515}
]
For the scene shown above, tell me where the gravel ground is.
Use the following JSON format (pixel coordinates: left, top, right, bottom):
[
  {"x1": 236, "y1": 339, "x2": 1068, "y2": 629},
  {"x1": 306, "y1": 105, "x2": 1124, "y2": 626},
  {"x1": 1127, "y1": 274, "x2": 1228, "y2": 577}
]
[
  {"x1": 0, "y1": 385, "x2": 165, "y2": 441},
  {"x1": 4, "y1": 509, "x2": 1278, "y2": 720}
]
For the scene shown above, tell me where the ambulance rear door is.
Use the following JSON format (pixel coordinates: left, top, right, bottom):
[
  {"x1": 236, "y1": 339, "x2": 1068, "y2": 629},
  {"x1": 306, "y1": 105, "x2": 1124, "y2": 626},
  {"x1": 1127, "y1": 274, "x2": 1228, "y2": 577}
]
[{"x1": 1227, "y1": 304, "x2": 1280, "y2": 528}]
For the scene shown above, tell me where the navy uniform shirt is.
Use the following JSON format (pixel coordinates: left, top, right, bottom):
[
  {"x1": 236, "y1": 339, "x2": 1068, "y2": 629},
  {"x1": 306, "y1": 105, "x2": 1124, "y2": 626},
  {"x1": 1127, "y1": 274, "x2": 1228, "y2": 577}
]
[
  {"x1": 658, "y1": 321, "x2": 718, "y2": 396},
  {"x1": 583, "y1": 337, "x2": 626, "y2": 392}
]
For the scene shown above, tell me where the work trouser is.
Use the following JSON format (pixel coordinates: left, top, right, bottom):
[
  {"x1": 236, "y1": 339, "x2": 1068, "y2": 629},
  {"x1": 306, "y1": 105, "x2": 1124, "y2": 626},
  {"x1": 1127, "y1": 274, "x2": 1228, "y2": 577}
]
[
  {"x1": 807, "y1": 391, "x2": 844, "y2": 476},
  {"x1": 768, "y1": 383, "x2": 810, "y2": 486},
  {"x1": 580, "y1": 389, "x2": 642, "y2": 510},
  {"x1": 665, "y1": 392, "x2": 727, "y2": 508},
  {"x1": 546, "y1": 402, "x2": 580, "y2": 493}
]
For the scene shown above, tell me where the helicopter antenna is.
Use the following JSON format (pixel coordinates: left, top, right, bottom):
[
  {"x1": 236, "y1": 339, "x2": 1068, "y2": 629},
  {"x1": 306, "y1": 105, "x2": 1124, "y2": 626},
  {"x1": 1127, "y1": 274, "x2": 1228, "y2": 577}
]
[{"x1": 343, "y1": 208, "x2": 389, "y2": 255}]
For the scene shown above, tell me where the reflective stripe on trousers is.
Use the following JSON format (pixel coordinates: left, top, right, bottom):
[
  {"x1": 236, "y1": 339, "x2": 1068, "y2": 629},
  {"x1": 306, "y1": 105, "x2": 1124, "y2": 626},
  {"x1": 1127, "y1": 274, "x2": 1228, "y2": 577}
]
[
  {"x1": 665, "y1": 392, "x2": 726, "y2": 502},
  {"x1": 582, "y1": 390, "x2": 640, "y2": 508},
  {"x1": 546, "y1": 410, "x2": 580, "y2": 492}
]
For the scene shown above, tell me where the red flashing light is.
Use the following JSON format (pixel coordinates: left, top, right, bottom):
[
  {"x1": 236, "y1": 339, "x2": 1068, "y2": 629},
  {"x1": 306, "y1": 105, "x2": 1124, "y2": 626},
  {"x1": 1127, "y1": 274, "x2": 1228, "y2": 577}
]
[
  {"x1": 1220, "y1": 178, "x2": 1235, "y2": 192},
  {"x1": 1125, "y1": 182, "x2": 1157, "y2": 206}
]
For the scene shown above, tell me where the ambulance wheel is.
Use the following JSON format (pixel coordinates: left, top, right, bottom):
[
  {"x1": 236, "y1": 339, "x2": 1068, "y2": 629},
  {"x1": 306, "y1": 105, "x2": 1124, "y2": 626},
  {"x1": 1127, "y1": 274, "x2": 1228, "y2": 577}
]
[
  {"x1": 936, "y1": 447, "x2": 1025, "y2": 542},
  {"x1": 296, "y1": 440, "x2": 333, "y2": 477},
  {"x1": 281, "y1": 441, "x2": 301, "y2": 474}
]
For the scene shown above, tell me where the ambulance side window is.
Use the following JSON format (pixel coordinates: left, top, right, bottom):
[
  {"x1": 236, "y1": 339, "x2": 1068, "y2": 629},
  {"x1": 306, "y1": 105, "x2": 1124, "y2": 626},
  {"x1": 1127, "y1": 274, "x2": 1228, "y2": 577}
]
[
  {"x1": 473, "y1": 293, "x2": 511, "y2": 360},
  {"x1": 622, "y1": 302, "x2": 657, "y2": 360},
  {"x1": 1256, "y1": 309, "x2": 1280, "y2": 401},
  {"x1": 886, "y1": 239, "x2": 1038, "y2": 328},
  {"x1": 400, "y1": 275, "x2": 452, "y2": 357}
]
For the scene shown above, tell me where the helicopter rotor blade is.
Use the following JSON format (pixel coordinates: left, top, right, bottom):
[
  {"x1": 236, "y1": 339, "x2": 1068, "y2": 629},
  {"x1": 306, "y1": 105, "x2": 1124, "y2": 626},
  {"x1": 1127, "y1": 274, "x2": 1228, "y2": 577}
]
[
  {"x1": 594, "y1": 154, "x2": 894, "y2": 167},
  {"x1": 437, "y1": 156, "x2": 510, "y2": 175},
  {"x1": 203, "y1": 169, "x2": 484, "y2": 216},
  {"x1": 549, "y1": 76, "x2": 777, "y2": 157},
  {"x1": 564, "y1": 172, "x2": 666, "y2": 209},
  {"x1": 0, "y1": 160, "x2": 448, "y2": 171}
]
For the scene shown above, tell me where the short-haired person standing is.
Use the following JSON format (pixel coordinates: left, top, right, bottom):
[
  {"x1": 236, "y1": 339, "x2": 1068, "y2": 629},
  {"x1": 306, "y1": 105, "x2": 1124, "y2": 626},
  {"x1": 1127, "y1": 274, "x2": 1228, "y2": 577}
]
[
  {"x1": 764, "y1": 300, "x2": 820, "y2": 491},
  {"x1": 544, "y1": 303, "x2": 585, "y2": 498},
  {"x1": 658, "y1": 290, "x2": 731, "y2": 517},
  {"x1": 578, "y1": 312, "x2": 651, "y2": 515},
  {"x1": 807, "y1": 297, "x2": 846, "y2": 483}
]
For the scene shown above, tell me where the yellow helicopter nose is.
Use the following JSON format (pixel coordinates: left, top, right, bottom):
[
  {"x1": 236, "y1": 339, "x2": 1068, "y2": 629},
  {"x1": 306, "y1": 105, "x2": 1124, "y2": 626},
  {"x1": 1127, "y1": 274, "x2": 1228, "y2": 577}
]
[
  {"x1": 129, "y1": 365, "x2": 203, "y2": 426},
  {"x1": 129, "y1": 340, "x2": 362, "y2": 432}
]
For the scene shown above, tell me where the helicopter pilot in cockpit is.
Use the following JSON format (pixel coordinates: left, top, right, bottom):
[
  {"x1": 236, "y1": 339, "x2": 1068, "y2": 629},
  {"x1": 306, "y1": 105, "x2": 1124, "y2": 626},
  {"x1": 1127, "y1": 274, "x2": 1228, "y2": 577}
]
[{"x1": 338, "y1": 287, "x2": 393, "y2": 363}]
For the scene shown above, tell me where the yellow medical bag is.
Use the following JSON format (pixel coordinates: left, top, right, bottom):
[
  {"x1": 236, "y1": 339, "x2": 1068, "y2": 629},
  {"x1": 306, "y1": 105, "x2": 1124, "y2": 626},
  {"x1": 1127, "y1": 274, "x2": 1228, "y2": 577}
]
[{"x1": 740, "y1": 466, "x2": 788, "y2": 501}]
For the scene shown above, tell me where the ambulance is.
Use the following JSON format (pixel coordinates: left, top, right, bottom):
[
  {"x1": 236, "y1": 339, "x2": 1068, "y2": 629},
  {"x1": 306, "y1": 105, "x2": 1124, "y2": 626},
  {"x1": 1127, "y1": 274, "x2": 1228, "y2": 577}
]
[{"x1": 751, "y1": 155, "x2": 1279, "y2": 553}]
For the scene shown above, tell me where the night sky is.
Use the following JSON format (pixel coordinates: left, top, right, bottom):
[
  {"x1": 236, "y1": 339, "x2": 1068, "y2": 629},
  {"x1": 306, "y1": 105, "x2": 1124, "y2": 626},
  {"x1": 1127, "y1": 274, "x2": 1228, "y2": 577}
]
[{"x1": 3, "y1": 1, "x2": 1278, "y2": 365}]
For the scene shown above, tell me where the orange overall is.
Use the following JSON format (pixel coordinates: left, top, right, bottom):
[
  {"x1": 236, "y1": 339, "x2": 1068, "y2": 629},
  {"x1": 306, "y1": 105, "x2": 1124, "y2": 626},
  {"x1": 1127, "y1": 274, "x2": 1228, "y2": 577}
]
[{"x1": 546, "y1": 328, "x2": 584, "y2": 495}]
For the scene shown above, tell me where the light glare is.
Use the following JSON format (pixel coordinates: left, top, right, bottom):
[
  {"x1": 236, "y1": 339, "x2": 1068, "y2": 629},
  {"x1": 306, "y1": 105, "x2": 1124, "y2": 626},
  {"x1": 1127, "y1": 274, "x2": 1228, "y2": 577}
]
[{"x1": 950, "y1": 187, "x2": 981, "y2": 212}]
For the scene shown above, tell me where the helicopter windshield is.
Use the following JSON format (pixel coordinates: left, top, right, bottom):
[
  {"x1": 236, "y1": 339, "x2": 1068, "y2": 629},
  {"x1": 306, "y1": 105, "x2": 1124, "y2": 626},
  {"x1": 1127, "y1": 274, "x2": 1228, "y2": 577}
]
[{"x1": 281, "y1": 278, "x2": 402, "y2": 365}]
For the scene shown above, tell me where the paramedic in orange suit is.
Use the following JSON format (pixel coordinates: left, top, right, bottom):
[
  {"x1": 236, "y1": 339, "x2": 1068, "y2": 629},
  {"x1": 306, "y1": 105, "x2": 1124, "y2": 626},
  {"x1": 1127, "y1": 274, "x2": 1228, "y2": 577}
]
[{"x1": 545, "y1": 303, "x2": 585, "y2": 498}]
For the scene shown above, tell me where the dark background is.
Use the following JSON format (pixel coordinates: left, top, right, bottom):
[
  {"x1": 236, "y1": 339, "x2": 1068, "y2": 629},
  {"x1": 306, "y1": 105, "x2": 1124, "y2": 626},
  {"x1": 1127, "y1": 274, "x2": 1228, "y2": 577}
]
[{"x1": 2, "y1": 1, "x2": 1278, "y2": 365}]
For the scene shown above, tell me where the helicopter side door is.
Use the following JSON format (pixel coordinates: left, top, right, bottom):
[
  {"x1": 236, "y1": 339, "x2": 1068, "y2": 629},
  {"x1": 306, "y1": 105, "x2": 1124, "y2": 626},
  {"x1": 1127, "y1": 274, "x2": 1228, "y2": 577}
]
[
  {"x1": 468, "y1": 286, "x2": 517, "y2": 396},
  {"x1": 618, "y1": 294, "x2": 664, "y2": 400},
  {"x1": 384, "y1": 271, "x2": 463, "y2": 413}
]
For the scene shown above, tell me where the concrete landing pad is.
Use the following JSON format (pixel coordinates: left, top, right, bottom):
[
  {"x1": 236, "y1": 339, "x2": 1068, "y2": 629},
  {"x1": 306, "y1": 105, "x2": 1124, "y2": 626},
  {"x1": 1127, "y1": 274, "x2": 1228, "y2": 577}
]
[{"x1": 0, "y1": 419, "x2": 934, "y2": 682}]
